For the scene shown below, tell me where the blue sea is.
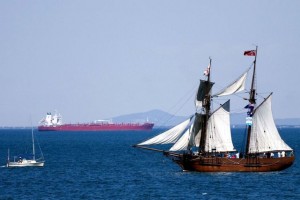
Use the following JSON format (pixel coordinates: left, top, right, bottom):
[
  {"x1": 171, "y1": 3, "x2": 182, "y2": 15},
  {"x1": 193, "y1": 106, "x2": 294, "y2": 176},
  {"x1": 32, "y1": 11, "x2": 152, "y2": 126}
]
[{"x1": 0, "y1": 128, "x2": 299, "y2": 200}]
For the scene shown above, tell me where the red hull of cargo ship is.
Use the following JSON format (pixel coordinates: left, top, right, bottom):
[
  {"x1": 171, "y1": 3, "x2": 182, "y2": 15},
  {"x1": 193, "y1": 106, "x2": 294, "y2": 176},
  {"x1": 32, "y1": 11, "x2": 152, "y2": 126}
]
[{"x1": 38, "y1": 122, "x2": 154, "y2": 131}]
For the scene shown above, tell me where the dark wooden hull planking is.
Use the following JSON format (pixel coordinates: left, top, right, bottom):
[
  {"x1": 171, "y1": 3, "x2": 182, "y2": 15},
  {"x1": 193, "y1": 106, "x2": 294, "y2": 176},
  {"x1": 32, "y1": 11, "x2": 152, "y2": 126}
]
[{"x1": 167, "y1": 154, "x2": 295, "y2": 172}]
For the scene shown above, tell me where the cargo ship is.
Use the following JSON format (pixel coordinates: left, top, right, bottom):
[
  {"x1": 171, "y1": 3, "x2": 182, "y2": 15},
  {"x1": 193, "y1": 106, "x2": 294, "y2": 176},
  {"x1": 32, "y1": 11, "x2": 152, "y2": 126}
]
[{"x1": 38, "y1": 112, "x2": 154, "y2": 131}]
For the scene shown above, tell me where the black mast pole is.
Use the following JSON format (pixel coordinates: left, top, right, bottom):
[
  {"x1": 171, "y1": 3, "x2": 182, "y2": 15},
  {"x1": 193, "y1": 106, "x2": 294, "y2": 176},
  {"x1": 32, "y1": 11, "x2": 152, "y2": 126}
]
[
  {"x1": 249, "y1": 46, "x2": 258, "y2": 104},
  {"x1": 245, "y1": 46, "x2": 258, "y2": 155},
  {"x1": 199, "y1": 58, "x2": 212, "y2": 154},
  {"x1": 206, "y1": 57, "x2": 212, "y2": 115}
]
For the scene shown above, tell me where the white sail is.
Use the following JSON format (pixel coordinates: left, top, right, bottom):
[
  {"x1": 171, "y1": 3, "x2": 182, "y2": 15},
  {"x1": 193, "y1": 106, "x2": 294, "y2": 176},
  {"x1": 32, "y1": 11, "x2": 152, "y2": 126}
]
[
  {"x1": 138, "y1": 118, "x2": 192, "y2": 146},
  {"x1": 248, "y1": 95, "x2": 292, "y2": 153},
  {"x1": 169, "y1": 124, "x2": 193, "y2": 151},
  {"x1": 204, "y1": 101, "x2": 235, "y2": 152},
  {"x1": 213, "y1": 69, "x2": 249, "y2": 97}
]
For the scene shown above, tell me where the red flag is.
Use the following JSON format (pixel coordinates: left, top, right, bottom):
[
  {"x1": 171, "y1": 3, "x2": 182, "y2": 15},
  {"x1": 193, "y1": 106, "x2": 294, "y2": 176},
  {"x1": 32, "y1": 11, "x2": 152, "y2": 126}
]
[{"x1": 244, "y1": 50, "x2": 256, "y2": 56}]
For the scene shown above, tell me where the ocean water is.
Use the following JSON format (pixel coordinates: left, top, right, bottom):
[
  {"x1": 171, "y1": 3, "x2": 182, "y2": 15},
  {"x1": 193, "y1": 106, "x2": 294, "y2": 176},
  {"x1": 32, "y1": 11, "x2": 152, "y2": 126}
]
[{"x1": 0, "y1": 128, "x2": 299, "y2": 200}]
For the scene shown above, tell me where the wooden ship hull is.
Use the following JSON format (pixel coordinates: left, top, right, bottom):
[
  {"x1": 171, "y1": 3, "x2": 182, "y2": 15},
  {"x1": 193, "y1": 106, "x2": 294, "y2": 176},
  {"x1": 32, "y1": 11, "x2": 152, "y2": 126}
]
[{"x1": 168, "y1": 154, "x2": 295, "y2": 172}]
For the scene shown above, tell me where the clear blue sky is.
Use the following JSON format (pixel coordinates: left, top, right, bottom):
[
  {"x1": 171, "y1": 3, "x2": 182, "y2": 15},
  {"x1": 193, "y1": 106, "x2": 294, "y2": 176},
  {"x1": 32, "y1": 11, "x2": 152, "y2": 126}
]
[{"x1": 1, "y1": 0, "x2": 299, "y2": 126}]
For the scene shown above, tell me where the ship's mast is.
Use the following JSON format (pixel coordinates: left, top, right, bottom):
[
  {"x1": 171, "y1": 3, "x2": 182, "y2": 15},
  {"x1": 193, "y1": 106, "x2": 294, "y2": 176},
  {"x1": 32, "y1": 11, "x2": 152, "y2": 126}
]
[
  {"x1": 206, "y1": 58, "x2": 212, "y2": 119},
  {"x1": 245, "y1": 46, "x2": 258, "y2": 155},
  {"x1": 32, "y1": 127, "x2": 35, "y2": 160},
  {"x1": 204, "y1": 58, "x2": 211, "y2": 115},
  {"x1": 199, "y1": 58, "x2": 212, "y2": 154}
]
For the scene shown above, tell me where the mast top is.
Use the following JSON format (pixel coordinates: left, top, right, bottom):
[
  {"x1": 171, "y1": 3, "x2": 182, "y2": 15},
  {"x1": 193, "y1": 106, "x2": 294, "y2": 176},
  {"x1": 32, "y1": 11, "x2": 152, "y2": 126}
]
[
  {"x1": 249, "y1": 46, "x2": 258, "y2": 104},
  {"x1": 207, "y1": 57, "x2": 212, "y2": 83}
]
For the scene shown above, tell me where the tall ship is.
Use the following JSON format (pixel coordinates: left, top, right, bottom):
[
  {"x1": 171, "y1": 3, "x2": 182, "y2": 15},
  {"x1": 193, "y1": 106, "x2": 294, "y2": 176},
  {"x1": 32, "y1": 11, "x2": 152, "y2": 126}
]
[
  {"x1": 134, "y1": 47, "x2": 295, "y2": 172},
  {"x1": 38, "y1": 112, "x2": 154, "y2": 131}
]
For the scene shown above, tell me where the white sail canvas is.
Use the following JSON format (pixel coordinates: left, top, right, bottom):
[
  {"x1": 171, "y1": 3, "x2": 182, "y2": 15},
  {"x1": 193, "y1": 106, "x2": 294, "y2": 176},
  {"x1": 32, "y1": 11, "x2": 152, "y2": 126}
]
[
  {"x1": 138, "y1": 118, "x2": 191, "y2": 146},
  {"x1": 214, "y1": 69, "x2": 249, "y2": 97},
  {"x1": 204, "y1": 102, "x2": 235, "y2": 152},
  {"x1": 248, "y1": 95, "x2": 292, "y2": 153},
  {"x1": 169, "y1": 124, "x2": 193, "y2": 151}
]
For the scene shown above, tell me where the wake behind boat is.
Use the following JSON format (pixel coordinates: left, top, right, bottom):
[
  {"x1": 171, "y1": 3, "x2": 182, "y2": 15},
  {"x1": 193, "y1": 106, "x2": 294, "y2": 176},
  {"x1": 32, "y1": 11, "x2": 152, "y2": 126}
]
[
  {"x1": 134, "y1": 47, "x2": 295, "y2": 172},
  {"x1": 7, "y1": 127, "x2": 44, "y2": 168},
  {"x1": 38, "y1": 112, "x2": 154, "y2": 131}
]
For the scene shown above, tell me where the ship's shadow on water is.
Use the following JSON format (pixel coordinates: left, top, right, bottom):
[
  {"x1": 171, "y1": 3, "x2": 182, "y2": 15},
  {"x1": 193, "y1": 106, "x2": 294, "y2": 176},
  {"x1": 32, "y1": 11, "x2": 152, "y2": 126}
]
[{"x1": 0, "y1": 128, "x2": 299, "y2": 199}]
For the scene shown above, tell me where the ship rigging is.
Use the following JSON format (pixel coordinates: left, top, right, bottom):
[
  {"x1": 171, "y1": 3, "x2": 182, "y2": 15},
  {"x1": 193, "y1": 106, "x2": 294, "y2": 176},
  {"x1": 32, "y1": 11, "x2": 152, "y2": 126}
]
[{"x1": 134, "y1": 47, "x2": 294, "y2": 172}]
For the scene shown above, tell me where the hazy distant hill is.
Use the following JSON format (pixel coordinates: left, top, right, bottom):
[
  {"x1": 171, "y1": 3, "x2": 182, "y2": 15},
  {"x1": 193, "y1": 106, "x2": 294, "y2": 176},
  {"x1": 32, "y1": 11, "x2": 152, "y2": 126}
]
[
  {"x1": 111, "y1": 110, "x2": 300, "y2": 127},
  {"x1": 112, "y1": 109, "x2": 187, "y2": 128}
]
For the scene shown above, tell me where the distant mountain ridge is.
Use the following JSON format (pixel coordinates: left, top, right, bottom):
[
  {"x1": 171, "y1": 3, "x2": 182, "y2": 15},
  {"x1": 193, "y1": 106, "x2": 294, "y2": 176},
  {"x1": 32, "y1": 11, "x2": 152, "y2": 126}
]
[
  {"x1": 112, "y1": 109, "x2": 300, "y2": 127},
  {"x1": 112, "y1": 109, "x2": 187, "y2": 127}
]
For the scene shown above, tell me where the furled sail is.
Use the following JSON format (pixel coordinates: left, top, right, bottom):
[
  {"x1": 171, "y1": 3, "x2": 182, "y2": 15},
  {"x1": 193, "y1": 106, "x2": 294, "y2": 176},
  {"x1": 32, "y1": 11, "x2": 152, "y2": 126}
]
[
  {"x1": 195, "y1": 80, "x2": 214, "y2": 107},
  {"x1": 213, "y1": 68, "x2": 249, "y2": 97},
  {"x1": 169, "y1": 124, "x2": 194, "y2": 151},
  {"x1": 204, "y1": 100, "x2": 235, "y2": 152},
  {"x1": 137, "y1": 117, "x2": 192, "y2": 146},
  {"x1": 248, "y1": 94, "x2": 293, "y2": 153}
]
